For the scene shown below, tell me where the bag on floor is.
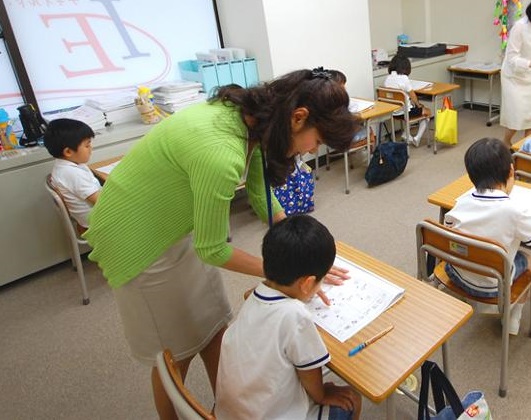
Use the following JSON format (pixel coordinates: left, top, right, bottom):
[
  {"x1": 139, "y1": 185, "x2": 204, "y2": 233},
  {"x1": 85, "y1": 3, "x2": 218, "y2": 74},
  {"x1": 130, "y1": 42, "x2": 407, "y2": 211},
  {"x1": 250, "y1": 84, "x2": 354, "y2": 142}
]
[
  {"x1": 418, "y1": 361, "x2": 492, "y2": 420},
  {"x1": 273, "y1": 158, "x2": 315, "y2": 215},
  {"x1": 364, "y1": 141, "x2": 408, "y2": 187},
  {"x1": 435, "y1": 97, "x2": 458, "y2": 145}
]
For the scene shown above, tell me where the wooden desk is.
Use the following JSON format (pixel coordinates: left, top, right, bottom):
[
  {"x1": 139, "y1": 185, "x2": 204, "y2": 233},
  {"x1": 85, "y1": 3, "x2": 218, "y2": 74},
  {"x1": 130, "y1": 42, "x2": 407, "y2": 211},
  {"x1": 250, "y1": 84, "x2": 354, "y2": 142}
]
[
  {"x1": 325, "y1": 242, "x2": 472, "y2": 420},
  {"x1": 448, "y1": 65, "x2": 501, "y2": 126},
  {"x1": 427, "y1": 174, "x2": 530, "y2": 222},
  {"x1": 357, "y1": 99, "x2": 402, "y2": 162},
  {"x1": 89, "y1": 156, "x2": 122, "y2": 183},
  {"x1": 414, "y1": 82, "x2": 460, "y2": 154}
]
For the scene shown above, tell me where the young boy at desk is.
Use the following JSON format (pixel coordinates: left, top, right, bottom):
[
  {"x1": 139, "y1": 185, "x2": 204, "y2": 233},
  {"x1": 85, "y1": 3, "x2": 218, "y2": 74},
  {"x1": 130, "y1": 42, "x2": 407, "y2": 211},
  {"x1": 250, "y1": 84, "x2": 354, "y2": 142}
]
[
  {"x1": 44, "y1": 118, "x2": 101, "y2": 233},
  {"x1": 383, "y1": 54, "x2": 431, "y2": 147},
  {"x1": 444, "y1": 138, "x2": 531, "y2": 335},
  {"x1": 216, "y1": 215, "x2": 361, "y2": 420}
]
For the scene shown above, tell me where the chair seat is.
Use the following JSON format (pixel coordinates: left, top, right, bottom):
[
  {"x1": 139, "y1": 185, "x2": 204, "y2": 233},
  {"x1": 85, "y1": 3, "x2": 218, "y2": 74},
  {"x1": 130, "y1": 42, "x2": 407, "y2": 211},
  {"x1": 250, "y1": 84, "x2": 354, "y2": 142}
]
[{"x1": 434, "y1": 262, "x2": 531, "y2": 305}]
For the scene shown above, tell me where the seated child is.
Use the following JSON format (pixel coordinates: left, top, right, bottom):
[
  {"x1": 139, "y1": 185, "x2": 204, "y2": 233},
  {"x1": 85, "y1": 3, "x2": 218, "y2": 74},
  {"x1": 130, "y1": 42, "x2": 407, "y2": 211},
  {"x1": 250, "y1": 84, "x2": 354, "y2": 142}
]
[
  {"x1": 216, "y1": 215, "x2": 361, "y2": 420},
  {"x1": 444, "y1": 138, "x2": 531, "y2": 335},
  {"x1": 43, "y1": 118, "x2": 101, "y2": 232},
  {"x1": 383, "y1": 54, "x2": 431, "y2": 147},
  {"x1": 520, "y1": 137, "x2": 531, "y2": 153}
]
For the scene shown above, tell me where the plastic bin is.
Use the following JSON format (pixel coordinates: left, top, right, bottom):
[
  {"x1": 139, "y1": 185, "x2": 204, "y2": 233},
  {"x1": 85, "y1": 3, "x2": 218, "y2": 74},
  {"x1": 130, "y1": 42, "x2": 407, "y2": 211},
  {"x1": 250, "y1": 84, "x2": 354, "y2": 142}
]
[{"x1": 178, "y1": 60, "x2": 219, "y2": 96}]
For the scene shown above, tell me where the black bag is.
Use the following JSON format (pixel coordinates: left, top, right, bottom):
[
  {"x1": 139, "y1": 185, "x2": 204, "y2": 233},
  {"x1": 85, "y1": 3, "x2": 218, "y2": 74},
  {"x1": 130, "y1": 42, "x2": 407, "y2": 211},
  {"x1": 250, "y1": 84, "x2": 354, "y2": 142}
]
[{"x1": 365, "y1": 141, "x2": 408, "y2": 187}]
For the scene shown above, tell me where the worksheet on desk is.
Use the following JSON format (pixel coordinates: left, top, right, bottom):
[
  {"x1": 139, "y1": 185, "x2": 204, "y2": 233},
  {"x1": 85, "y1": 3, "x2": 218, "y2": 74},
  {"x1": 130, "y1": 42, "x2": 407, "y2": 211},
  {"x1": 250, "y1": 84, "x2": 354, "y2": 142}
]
[
  {"x1": 96, "y1": 160, "x2": 121, "y2": 175},
  {"x1": 306, "y1": 256, "x2": 405, "y2": 342}
]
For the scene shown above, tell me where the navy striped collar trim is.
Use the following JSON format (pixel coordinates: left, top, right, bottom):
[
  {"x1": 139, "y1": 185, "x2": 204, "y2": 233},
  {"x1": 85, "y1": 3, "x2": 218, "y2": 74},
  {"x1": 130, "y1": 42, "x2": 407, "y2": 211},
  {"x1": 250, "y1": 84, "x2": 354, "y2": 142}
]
[
  {"x1": 471, "y1": 189, "x2": 508, "y2": 200},
  {"x1": 252, "y1": 283, "x2": 289, "y2": 303}
]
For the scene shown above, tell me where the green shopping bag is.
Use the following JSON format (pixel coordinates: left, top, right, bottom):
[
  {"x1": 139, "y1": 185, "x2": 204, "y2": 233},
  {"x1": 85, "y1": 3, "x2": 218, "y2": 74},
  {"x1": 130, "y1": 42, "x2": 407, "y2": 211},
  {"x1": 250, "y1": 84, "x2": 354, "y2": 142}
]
[{"x1": 435, "y1": 97, "x2": 458, "y2": 145}]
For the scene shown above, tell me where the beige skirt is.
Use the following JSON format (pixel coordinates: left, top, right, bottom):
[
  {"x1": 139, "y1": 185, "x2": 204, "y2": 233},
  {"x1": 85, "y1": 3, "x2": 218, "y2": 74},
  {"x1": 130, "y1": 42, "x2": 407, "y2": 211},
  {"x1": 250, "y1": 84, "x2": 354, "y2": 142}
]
[{"x1": 113, "y1": 236, "x2": 233, "y2": 366}]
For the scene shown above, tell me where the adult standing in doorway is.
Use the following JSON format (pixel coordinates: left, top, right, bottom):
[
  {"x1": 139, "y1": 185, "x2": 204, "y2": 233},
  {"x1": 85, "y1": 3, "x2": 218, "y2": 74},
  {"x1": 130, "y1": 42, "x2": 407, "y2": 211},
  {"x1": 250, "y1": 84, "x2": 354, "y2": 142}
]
[
  {"x1": 84, "y1": 68, "x2": 360, "y2": 419},
  {"x1": 500, "y1": 2, "x2": 531, "y2": 147}
]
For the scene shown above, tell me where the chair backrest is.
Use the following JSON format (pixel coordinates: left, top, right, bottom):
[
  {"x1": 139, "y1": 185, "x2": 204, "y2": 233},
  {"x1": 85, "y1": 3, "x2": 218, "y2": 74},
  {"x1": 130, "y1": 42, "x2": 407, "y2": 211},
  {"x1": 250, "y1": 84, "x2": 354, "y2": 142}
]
[
  {"x1": 513, "y1": 151, "x2": 531, "y2": 181},
  {"x1": 376, "y1": 86, "x2": 407, "y2": 107},
  {"x1": 416, "y1": 219, "x2": 513, "y2": 305},
  {"x1": 155, "y1": 350, "x2": 215, "y2": 420},
  {"x1": 45, "y1": 174, "x2": 87, "y2": 246}
]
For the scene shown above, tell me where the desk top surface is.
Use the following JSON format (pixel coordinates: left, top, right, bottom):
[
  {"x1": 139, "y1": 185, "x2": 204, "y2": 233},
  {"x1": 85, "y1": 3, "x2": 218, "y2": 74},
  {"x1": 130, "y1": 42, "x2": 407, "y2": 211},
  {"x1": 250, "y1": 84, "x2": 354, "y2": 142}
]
[
  {"x1": 427, "y1": 174, "x2": 530, "y2": 210},
  {"x1": 359, "y1": 100, "x2": 401, "y2": 120},
  {"x1": 447, "y1": 65, "x2": 501, "y2": 75},
  {"x1": 415, "y1": 82, "x2": 460, "y2": 96},
  {"x1": 89, "y1": 156, "x2": 122, "y2": 182},
  {"x1": 324, "y1": 242, "x2": 472, "y2": 402}
]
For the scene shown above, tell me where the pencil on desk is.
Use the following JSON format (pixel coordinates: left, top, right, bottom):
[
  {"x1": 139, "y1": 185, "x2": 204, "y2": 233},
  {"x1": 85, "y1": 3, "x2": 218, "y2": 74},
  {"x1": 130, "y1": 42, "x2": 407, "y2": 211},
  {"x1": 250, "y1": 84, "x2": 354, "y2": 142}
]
[{"x1": 348, "y1": 325, "x2": 394, "y2": 357}]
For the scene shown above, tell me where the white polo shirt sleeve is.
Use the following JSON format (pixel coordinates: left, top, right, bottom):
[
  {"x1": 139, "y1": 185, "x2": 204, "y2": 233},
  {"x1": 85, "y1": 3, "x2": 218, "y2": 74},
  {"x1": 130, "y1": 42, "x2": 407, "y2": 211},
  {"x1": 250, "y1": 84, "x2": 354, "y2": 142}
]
[{"x1": 287, "y1": 307, "x2": 331, "y2": 371}]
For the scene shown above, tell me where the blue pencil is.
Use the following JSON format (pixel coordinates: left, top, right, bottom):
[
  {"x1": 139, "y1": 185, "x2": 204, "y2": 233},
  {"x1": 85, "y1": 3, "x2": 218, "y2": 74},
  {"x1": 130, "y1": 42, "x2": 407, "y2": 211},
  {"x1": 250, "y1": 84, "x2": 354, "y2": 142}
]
[{"x1": 348, "y1": 325, "x2": 394, "y2": 357}]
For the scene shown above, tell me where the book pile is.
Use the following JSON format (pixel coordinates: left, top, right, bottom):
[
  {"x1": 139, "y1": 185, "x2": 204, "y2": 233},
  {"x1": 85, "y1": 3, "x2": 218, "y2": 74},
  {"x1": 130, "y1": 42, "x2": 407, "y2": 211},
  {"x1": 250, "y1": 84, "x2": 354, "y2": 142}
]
[
  {"x1": 44, "y1": 105, "x2": 107, "y2": 131},
  {"x1": 152, "y1": 81, "x2": 206, "y2": 114},
  {"x1": 85, "y1": 93, "x2": 139, "y2": 126}
]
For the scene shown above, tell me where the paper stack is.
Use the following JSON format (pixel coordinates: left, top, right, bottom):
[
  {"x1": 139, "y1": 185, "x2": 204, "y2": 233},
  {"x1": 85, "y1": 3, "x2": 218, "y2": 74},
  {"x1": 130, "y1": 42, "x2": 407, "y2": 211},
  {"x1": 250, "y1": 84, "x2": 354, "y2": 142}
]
[
  {"x1": 85, "y1": 93, "x2": 139, "y2": 126},
  {"x1": 152, "y1": 81, "x2": 206, "y2": 114},
  {"x1": 44, "y1": 105, "x2": 107, "y2": 131}
]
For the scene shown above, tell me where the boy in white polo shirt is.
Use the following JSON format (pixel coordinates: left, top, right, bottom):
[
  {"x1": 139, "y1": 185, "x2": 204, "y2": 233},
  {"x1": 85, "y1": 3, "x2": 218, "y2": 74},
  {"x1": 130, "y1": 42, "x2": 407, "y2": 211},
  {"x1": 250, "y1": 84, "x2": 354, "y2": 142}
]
[
  {"x1": 44, "y1": 118, "x2": 101, "y2": 233},
  {"x1": 216, "y1": 215, "x2": 361, "y2": 420},
  {"x1": 444, "y1": 137, "x2": 531, "y2": 335}
]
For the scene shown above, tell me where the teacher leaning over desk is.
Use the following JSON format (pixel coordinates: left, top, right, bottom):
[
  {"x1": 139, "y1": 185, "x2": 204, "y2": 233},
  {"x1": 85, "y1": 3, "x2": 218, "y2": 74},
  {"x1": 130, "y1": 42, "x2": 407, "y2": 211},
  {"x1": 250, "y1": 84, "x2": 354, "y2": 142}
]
[
  {"x1": 501, "y1": 2, "x2": 531, "y2": 147},
  {"x1": 84, "y1": 68, "x2": 361, "y2": 419}
]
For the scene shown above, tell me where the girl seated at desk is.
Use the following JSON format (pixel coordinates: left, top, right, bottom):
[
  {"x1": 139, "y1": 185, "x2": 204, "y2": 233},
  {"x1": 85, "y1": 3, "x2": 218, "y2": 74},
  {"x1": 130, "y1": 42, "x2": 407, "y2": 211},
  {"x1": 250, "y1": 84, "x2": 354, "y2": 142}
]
[{"x1": 384, "y1": 54, "x2": 431, "y2": 147}]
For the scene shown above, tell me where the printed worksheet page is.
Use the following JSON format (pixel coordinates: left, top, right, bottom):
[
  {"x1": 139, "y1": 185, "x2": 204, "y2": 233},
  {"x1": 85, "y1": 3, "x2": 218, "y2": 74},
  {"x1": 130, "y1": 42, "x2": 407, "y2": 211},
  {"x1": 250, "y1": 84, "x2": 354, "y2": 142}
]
[{"x1": 307, "y1": 256, "x2": 405, "y2": 342}]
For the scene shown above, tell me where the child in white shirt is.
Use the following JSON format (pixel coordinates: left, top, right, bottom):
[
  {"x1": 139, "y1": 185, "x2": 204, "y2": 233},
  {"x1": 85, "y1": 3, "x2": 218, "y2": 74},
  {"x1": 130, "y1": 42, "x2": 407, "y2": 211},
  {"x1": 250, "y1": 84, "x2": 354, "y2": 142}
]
[
  {"x1": 383, "y1": 54, "x2": 431, "y2": 147},
  {"x1": 216, "y1": 215, "x2": 361, "y2": 420},
  {"x1": 43, "y1": 118, "x2": 101, "y2": 232},
  {"x1": 444, "y1": 138, "x2": 531, "y2": 335}
]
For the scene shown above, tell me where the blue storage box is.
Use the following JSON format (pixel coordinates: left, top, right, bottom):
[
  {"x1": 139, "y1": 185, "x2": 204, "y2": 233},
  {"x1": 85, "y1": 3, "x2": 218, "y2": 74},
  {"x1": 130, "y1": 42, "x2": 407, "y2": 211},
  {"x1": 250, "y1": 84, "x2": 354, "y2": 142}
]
[
  {"x1": 178, "y1": 60, "x2": 219, "y2": 96},
  {"x1": 243, "y1": 58, "x2": 259, "y2": 87},
  {"x1": 229, "y1": 60, "x2": 246, "y2": 87},
  {"x1": 215, "y1": 62, "x2": 232, "y2": 87}
]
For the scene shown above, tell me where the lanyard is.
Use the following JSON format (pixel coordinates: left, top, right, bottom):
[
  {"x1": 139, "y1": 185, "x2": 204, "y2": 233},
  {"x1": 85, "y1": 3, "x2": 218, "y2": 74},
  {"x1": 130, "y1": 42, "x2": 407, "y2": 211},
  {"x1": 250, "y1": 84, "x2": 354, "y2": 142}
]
[{"x1": 260, "y1": 146, "x2": 274, "y2": 228}]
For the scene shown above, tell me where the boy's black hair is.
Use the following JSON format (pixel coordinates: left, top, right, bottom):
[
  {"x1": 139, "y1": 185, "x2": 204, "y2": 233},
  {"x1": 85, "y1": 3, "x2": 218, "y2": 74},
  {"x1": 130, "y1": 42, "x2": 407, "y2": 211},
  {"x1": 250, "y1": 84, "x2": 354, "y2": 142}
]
[
  {"x1": 464, "y1": 137, "x2": 512, "y2": 191},
  {"x1": 43, "y1": 118, "x2": 95, "y2": 158},
  {"x1": 262, "y1": 215, "x2": 336, "y2": 286},
  {"x1": 527, "y1": 2, "x2": 531, "y2": 21},
  {"x1": 388, "y1": 54, "x2": 411, "y2": 75}
]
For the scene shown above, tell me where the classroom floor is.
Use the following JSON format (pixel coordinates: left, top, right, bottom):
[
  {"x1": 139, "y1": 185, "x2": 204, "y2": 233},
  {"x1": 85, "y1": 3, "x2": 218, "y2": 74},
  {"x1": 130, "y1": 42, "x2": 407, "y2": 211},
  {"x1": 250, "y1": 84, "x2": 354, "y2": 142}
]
[{"x1": 1, "y1": 109, "x2": 530, "y2": 419}]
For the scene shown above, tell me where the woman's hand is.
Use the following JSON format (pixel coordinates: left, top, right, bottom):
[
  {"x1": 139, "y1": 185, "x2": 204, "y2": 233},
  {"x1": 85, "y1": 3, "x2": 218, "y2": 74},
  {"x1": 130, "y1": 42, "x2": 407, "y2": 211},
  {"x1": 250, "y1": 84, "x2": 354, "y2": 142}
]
[
  {"x1": 316, "y1": 265, "x2": 350, "y2": 305},
  {"x1": 324, "y1": 265, "x2": 350, "y2": 285}
]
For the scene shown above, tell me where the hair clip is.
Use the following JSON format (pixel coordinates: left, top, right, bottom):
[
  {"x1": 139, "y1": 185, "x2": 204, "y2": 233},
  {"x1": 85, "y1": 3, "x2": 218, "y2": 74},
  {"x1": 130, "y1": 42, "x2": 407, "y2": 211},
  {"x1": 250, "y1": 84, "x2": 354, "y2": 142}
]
[{"x1": 311, "y1": 67, "x2": 331, "y2": 80}]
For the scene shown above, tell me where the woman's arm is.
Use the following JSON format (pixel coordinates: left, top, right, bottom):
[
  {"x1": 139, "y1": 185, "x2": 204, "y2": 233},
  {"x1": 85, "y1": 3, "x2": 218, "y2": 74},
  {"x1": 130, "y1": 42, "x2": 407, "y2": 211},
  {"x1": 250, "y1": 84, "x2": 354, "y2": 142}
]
[{"x1": 221, "y1": 247, "x2": 264, "y2": 277}]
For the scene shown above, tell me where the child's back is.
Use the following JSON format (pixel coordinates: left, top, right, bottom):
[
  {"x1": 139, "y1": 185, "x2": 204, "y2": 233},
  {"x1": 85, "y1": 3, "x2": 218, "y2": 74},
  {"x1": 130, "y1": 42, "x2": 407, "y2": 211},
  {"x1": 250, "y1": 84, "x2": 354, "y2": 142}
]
[
  {"x1": 444, "y1": 137, "x2": 531, "y2": 333},
  {"x1": 216, "y1": 215, "x2": 361, "y2": 420},
  {"x1": 216, "y1": 282, "x2": 329, "y2": 419}
]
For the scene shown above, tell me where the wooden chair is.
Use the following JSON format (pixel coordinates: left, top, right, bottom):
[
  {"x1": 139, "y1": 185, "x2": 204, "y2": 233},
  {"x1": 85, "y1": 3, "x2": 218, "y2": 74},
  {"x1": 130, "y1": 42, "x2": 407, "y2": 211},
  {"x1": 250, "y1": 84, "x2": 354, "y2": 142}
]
[
  {"x1": 376, "y1": 86, "x2": 433, "y2": 153},
  {"x1": 45, "y1": 174, "x2": 90, "y2": 305},
  {"x1": 514, "y1": 151, "x2": 531, "y2": 182},
  {"x1": 156, "y1": 349, "x2": 215, "y2": 420},
  {"x1": 416, "y1": 219, "x2": 531, "y2": 397}
]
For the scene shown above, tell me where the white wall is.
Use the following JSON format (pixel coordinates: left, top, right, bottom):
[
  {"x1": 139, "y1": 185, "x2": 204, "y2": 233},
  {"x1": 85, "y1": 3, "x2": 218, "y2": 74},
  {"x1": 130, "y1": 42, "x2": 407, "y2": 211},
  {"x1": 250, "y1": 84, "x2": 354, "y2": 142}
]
[
  {"x1": 430, "y1": 0, "x2": 502, "y2": 63},
  {"x1": 368, "y1": 0, "x2": 403, "y2": 53},
  {"x1": 217, "y1": 0, "x2": 374, "y2": 98}
]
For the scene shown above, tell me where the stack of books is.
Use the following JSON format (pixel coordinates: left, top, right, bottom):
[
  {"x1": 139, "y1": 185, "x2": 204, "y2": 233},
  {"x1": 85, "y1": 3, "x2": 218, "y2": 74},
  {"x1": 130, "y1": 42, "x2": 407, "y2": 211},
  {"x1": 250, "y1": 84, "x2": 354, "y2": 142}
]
[
  {"x1": 44, "y1": 105, "x2": 107, "y2": 131},
  {"x1": 85, "y1": 93, "x2": 139, "y2": 126},
  {"x1": 151, "y1": 81, "x2": 206, "y2": 114}
]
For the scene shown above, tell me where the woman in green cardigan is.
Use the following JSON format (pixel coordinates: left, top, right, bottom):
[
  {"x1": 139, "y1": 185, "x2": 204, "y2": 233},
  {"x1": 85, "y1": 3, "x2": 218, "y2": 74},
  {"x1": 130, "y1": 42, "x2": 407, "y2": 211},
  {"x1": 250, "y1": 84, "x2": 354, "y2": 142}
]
[{"x1": 85, "y1": 68, "x2": 360, "y2": 419}]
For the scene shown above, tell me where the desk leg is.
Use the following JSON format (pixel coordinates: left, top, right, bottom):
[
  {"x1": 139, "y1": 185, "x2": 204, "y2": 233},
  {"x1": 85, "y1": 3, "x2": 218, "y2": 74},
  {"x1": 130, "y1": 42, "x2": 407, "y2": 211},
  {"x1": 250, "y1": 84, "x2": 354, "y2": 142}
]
[
  {"x1": 470, "y1": 79, "x2": 474, "y2": 111},
  {"x1": 442, "y1": 341, "x2": 450, "y2": 380},
  {"x1": 432, "y1": 96, "x2": 438, "y2": 154},
  {"x1": 366, "y1": 120, "x2": 371, "y2": 166},
  {"x1": 386, "y1": 393, "x2": 397, "y2": 420}
]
